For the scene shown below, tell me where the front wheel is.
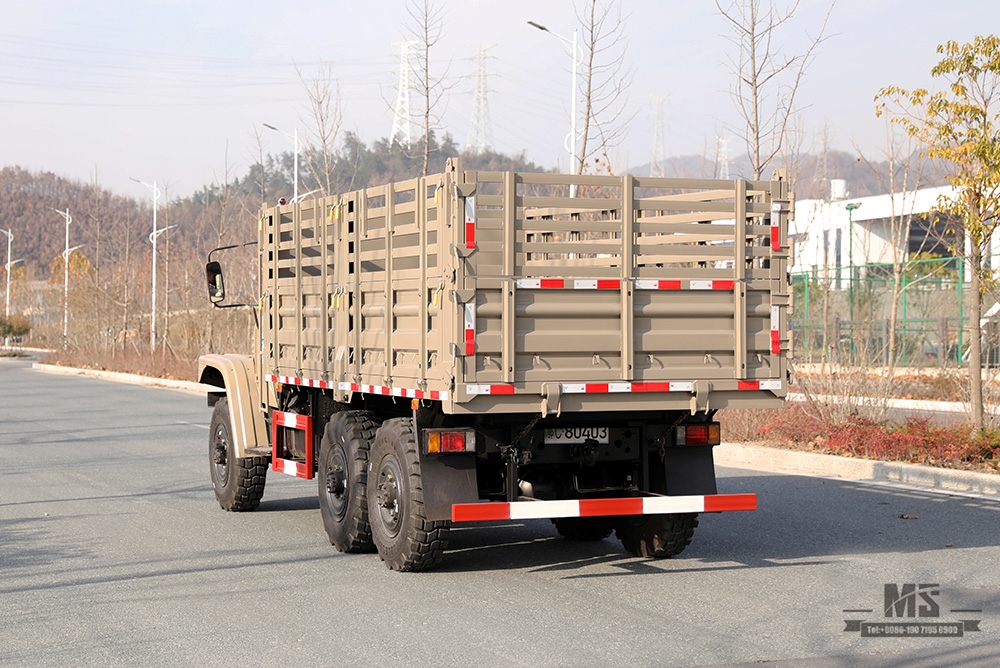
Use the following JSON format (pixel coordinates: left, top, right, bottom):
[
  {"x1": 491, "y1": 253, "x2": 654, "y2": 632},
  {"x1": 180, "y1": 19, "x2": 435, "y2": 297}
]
[
  {"x1": 615, "y1": 513, "x2": 698, "y2": 558},
  {"x1": 209, "y1": 398, "x2": 267, "y2": 511},
  {"x1": 367, "y1": 418, "x2": 449, "y2": 571}
]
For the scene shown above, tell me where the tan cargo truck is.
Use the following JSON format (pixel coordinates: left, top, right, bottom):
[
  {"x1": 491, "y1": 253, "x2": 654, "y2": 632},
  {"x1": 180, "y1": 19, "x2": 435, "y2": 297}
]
[{"x1": 199, "y1": 159, "x2": 790, "y2": 571}]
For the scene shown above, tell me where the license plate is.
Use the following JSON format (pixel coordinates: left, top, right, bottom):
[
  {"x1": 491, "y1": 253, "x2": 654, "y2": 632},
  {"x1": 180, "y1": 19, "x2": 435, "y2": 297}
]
[{"x1": 544, "y1": 427, "x2": 610, "y2": 444}]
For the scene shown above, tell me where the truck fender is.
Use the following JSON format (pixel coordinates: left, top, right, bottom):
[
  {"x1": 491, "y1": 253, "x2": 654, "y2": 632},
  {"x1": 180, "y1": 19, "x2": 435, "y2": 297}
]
[{"x1": 198, "y1": 354, "x2": 269, "y2": 459}]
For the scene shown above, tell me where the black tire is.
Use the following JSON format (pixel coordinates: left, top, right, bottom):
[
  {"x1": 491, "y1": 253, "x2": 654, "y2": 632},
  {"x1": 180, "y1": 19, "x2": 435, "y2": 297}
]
[
  {"x1": 318, "y1": 410, "x2": 381, "y2": 553},
  {"x1": 554, "y1": 517, "x2": 614, "y2": 541},
  {"x1": 367, "y1": 418, "x2": 449, "y2": 571},
  {"x1": 615, "y1": 513, "x2": 699, "y2": 558},
  {"x1": 209, "y1": 398, "x2": 267, "y2": 511}
]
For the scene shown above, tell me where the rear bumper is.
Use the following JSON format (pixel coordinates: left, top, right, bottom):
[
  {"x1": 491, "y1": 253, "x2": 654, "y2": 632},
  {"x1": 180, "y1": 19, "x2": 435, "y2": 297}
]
[{"x1": 451, "y1": 493, "x2": 756, "y2": 522}]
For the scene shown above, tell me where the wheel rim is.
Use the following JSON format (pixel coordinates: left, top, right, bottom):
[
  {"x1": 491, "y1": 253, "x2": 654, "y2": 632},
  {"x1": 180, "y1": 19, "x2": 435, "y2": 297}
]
[
  {"x1": 212, "y1": 425, "x2": 230, "y2": 485},
  {"x1": 374, "y1": 453, "x2": 403, "y2": 538},
  {"x1": 324, "y1": 445, "x2": 349, "y2": 521}
]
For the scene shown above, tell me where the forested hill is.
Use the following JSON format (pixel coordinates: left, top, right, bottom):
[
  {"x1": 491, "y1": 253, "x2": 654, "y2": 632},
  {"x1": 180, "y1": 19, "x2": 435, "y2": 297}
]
[
  {"x1": 0, "y1": 134, "x2": 550, "y2": 280},
  {"x1": 0, "y1": 135, "x2": 943, "y2": 281}
]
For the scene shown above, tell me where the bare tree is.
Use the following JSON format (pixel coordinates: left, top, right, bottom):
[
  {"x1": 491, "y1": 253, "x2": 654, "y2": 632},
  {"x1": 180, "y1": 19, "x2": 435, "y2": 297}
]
[
  {"x1": 716, "y1": 0, "x2": 833, "y2": 179},
  {"x1": 249, "y1": 124, "x2": 268, "y2": 206},
  {"x1": 404, "y1": 0, "x2": 450, "y2": 176},
  {"x1": 855, "y1": 122, "x2": 933, "y2": 373},
  {"x1": 575, "y1": 0, "x2": 633, "y2": 175},
  {"x1": 298, "y1": 62, "x2": 344, "y2": 196}
]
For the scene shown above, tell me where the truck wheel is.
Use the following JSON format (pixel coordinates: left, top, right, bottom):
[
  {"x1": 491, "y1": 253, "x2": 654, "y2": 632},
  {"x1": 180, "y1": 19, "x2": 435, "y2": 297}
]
[
  {"x1": 209, "y1": 397, "x2": 267, "y2": 511},
  {"x1": 554, "y1": 517, "x2": 614, "y2": 541},
  {"x1": 367, "y1": 418, "x2": 449, "y2": 571},
  {"x1": 615, "y1": 513, "x2": 698, "y2": 558},
  {"x1": 318, "y1": 411, "x2": 380, "y2": 553}
]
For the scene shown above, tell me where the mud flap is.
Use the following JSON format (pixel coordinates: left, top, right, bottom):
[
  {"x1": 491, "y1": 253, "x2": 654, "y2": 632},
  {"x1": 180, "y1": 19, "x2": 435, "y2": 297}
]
[
  {"x1": 419, "y1": 451, "x2": 478, "y2": 521},
  {"x1": 662, "y1": 446, "x2": 718, "y2": 496}
]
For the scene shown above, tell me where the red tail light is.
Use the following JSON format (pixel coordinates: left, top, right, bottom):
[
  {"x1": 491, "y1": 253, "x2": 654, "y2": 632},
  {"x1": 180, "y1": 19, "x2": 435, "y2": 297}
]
[
  {"x1": 424, "y1": 429, "x2": 476, "y2": 454},
  {"x1": 675, "y1": 423, "x2": 721, "y2": 446}
]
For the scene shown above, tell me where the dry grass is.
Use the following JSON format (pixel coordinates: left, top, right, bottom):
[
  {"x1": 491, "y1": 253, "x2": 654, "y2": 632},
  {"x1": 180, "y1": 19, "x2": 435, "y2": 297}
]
[{"x1": 42, "y1": 349, "x2": 198, "y2": 382}]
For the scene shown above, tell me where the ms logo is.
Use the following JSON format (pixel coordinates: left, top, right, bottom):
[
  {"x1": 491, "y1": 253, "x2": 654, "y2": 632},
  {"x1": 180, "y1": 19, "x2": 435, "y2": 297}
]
[{"x1": 884, "y1": 584, "x2": 940, "y2": 618}]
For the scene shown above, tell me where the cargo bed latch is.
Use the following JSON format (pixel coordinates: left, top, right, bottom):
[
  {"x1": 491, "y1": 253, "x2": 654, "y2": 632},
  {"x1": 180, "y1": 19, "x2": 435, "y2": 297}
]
[
  {"x1": 691, "y1": 380, "x2": 711, "y2": 415},
  {"x1": 541, "y1": 383, "x2": 562, "y2": 418}
]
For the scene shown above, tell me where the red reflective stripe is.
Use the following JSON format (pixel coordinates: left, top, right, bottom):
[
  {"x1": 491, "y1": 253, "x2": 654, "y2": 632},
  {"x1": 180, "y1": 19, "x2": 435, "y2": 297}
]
[
  {"x1": 579, "y1": 497, "x2": 644, "y2": 517},
  {"x1": 540, "y1": 278, "x2": 565, "y2": 289},
  {"x1": 738, "y1": 380, "x2": 759, "y2": 390},
  {"x1": 661, "y1": 280, "x2": 682, "y2": 290},
  {"x1": 585, "y1": 383, "x2": 609, "y2": 393},
  {"x1": 466, "y1": 221, "x2": 476, "y2": 249},
  {"x1": 465, "y1": 328, "x2": 475, "y2": 356},
  {"x1": 713, "y1": 280, "x2": 735, "y2": 290},
  {"x1": 704, "y1": 493, "x2": 757, "y2": 512},
  {"x1": 491, "y1": 384, "x2": 515, "y2": 395},
  {"x1": 452, "y1": 503, "x2": 511, "y2": 522},
  {"x1": 597, "y1": 280, "x2": 620, "y2": 289},
  {"x1": 771, "y1": 225, "x2": 780, "y2": 251},
  {"x1": 631, "y1": 382, "x2": 673, "y2": 392},
  {"x1": 771, "y1": 330, "x2": 781, "y2": 354}
]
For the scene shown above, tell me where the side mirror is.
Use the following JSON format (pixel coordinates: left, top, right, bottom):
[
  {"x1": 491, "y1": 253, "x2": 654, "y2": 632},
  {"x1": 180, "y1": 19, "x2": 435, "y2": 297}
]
[{"x1": 206, "y1": 261, "x2": 226, "y2": 304}]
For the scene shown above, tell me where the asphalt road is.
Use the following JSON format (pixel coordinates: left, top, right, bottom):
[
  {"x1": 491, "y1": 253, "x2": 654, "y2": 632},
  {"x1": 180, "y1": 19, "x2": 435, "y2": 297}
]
[{"x1": 2, "y1": 358, "x2": 998, "y2": 668}]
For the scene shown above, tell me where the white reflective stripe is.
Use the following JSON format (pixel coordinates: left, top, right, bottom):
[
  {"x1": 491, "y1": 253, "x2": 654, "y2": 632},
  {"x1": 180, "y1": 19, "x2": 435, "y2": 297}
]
[
  {"x1": 759, "y1": 380, "x2": 782, "y2": 391},
  {"x1": 771, "y1": 305, "x2": 780, "y2": 330},
  {"x1": 465, "y1": 195, "x2": 476, "y2": 222},
  {"x1": 642, "y1": 495, "x2": 705, "y2": 514},
  {"x1": 690, "y1": 280, "x2": 713, "y2": 290},
  {"x1": 562, "y1": 384, "x2": 587, "y2": 393},
  {"x1": 574, "y1": 279, "x2": 598, "y2": 289},
  {"x1": 465, "y1": 302, "x2": 475, "y2": 330},
  {"x1": 338, "y1": 382, "x2": 351, "y2": 391},
  {"x1": 509, "y1": 500, "x2": 580, "y2": 520},
  {"x1": 516, "y1": 278, "x2": 541, "y2": 289},
  {"x1": 669, "y1": 382, "x2": 693, "y2": 392},
  {"x1": 608, "y1": 383, "x2": 632, "y2": 393},
  {"x1": 634, "y1": 279, "x2": 659, "y2": 290},
  {"x1": 274, "y1": 459, "x2": 301, "y2": 477},
  {"x1": 467, "y1": 385, "x2": 489, "y2": 395}
]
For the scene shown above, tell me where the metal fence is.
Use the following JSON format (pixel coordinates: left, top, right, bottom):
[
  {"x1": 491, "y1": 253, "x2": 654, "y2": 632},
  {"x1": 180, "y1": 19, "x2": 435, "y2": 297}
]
[{"x1": 789, "y1": 258, "x2": 1000, "y2": 367}]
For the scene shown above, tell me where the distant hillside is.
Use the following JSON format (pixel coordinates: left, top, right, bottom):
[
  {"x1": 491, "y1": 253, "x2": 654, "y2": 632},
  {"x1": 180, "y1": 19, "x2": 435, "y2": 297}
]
[{"x1": 0, "y1": 134, "x2": 550, "y2": 277}]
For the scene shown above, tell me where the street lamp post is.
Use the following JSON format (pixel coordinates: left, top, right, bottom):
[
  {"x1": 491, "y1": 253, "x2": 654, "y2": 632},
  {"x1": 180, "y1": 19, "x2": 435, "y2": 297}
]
[
  {"x1": 0, "y1": 228, "x2": 22, "y2": 348},
  {"x1": 131, "y1": 178, "x2": 176, "y2": 352},
  {"x1": 528, "y1": 20, "x2": 583, "y2": 193},
  {"x1": 50, "y1": 208, "x2": 74, "y2": 350},
  {"x1": 845, "y1": 201, "x2": 862, "y2": 362},
  {"x1": 263, "y1": 123, "x2": 299, "y2": 202},
  {"x1": 0, "y1": 228, "x2": 11, "y2": 320},
  {"x1": 845, "y1": 202, "x2": 862, "y2": 325}
]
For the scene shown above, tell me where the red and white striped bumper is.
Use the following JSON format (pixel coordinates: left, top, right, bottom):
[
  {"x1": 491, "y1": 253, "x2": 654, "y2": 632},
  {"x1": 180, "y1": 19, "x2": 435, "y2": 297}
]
[{"x1": 451, "y1": 493, "x2": 756, "y2": 522}]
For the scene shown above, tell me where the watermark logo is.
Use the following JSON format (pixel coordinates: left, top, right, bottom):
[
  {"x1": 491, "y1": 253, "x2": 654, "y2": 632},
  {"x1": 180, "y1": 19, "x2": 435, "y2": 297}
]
[{"x1": 844, "y1": 584, "x2": 982, "y2": 638}]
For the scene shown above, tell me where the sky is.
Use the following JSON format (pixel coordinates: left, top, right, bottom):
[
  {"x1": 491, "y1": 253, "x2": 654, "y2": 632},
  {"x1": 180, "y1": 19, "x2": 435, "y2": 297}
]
[{"x1": 3, "y1": 0, "x2": 999, "y2": 202}]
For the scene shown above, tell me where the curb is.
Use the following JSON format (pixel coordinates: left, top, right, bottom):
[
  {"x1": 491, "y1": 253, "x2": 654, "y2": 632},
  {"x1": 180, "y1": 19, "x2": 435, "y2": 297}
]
[
  {"x1": 715, "y1": 442, "x2": 1000, "y2": 498},
  {"x1": 31, "y1": 363, "x2": 216, "y2": 396},
  {"x1": 788, "y1": 392, "x2": 967, "y2": 415}
]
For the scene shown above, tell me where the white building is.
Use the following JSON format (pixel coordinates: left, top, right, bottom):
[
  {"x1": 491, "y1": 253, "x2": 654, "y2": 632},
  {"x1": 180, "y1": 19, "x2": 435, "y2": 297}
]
[{"x1": 790, "y1": 181, "x2": 958, "y2": 281}]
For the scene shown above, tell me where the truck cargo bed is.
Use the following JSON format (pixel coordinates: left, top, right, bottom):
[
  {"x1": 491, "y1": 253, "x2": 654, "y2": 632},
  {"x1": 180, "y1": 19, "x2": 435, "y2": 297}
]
[{"x1": 259, "y1": 160, "x2": 789, "y2": 415}]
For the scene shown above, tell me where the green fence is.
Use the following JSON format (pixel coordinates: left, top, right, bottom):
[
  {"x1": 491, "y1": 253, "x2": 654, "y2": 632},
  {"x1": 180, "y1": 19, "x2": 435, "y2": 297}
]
[{"x1": 789, "y1": 258, "x2": 1000, "y2": 367}]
